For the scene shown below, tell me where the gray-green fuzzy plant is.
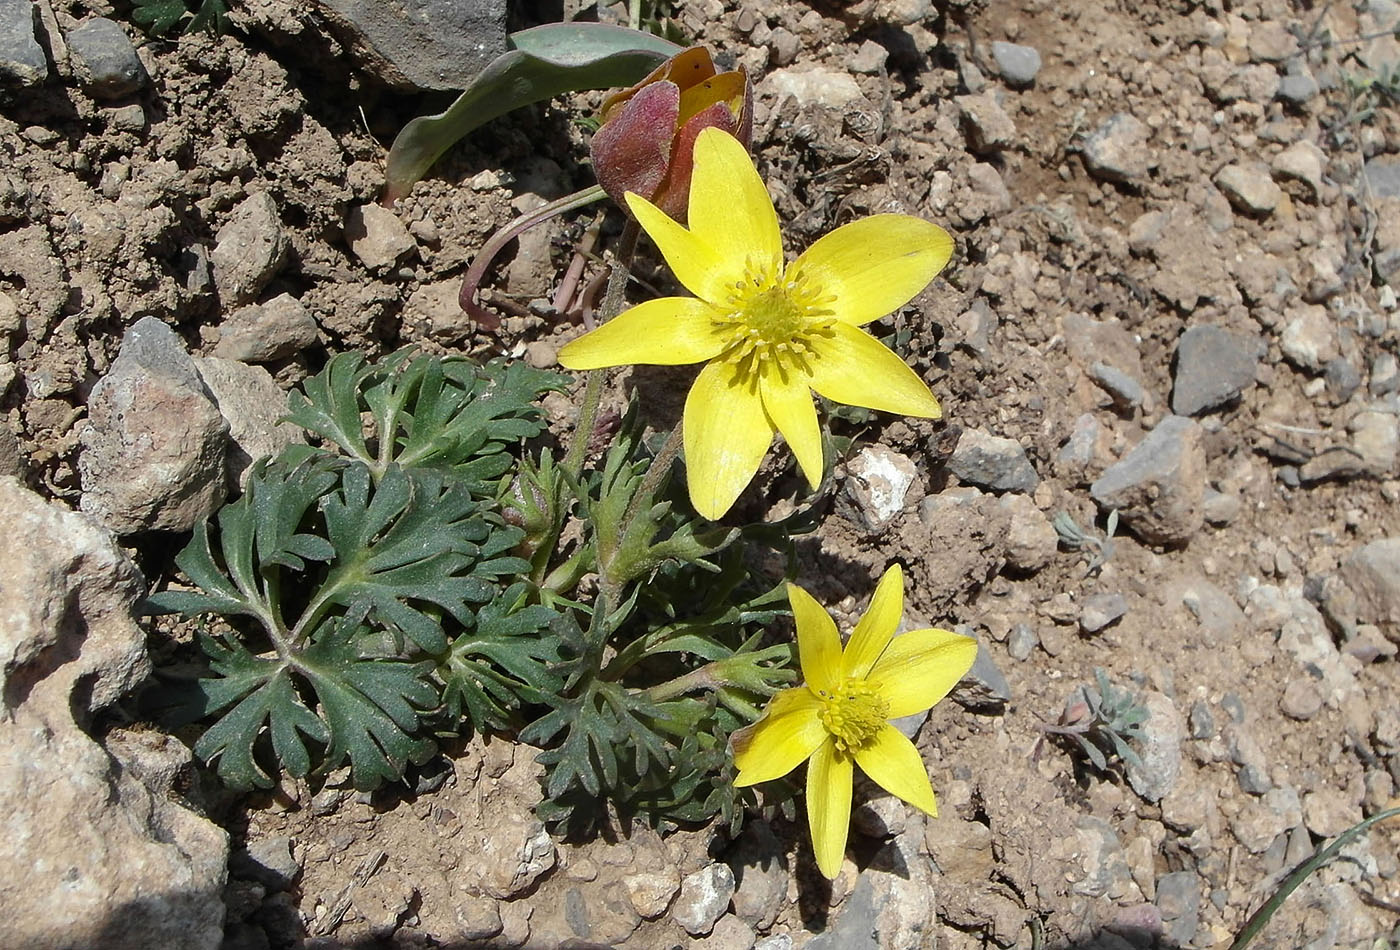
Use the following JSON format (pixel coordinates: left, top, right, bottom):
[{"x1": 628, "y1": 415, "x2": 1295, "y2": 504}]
[{"x1": 1035, "y1": 667, "x2": 1149, "y2": 773}]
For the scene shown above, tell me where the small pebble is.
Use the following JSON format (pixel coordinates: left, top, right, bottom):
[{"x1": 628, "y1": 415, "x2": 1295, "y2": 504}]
[
  {"x1": 990, "y1": 40, "x2": 1042, "y2": 86},
  {"x1": 1188, "y1": 700, "x2": 1216, "y2": 740},
  {"x1": 1080, "y1": 592, "x2": 1128, "y2": 634},
  {"x1": 1279, "y1": 679, "x2": 1324, "y2": 720},
  {"x1": 1007, "y1": 623, "x2": 1039, "y2": 660}
]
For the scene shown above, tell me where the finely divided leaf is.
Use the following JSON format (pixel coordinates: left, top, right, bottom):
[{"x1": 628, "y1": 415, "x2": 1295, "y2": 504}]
[
  {"x1": 131, "y1": 0, "x2": 189, "y2": 34},
  {"x1": 319, "y1": 465, "x2": 522, "y2": 654},
  {"x1": 283, "y1": 352, "x2": 377, "y2": 466},
  {"x1": 285, "y1": 350, "x2": 564, "y2": 493},
  {"x1": 301, "y1": 620, "x2": 439, "y2": 790},
  {"x1": 439, "y1": 586, "x2": 566, "y2": 730}
]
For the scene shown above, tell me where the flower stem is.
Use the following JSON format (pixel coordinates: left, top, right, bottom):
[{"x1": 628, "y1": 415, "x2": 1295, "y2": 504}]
[
  {"x1": 563, "y1": 216, "x2": 640, "y2": 478},
  {"x1": 621, "y1": 422, "x2": 683, "y2": 531},
  {"x1": 645, "y1": 664, "x2": 718, "y2": 703},
  {"x1": 459, "y1": 183, "x2": 607, "y2": 330}
]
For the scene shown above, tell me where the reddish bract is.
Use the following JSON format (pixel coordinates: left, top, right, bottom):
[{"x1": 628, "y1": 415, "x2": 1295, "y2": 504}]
[{"x1": 590, "y1": 46, "x2": 752, "y2": 221}]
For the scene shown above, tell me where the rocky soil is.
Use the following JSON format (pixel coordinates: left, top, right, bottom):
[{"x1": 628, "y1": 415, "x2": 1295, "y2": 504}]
[{"x1": 3, "y1": 0, "x2": 1400, "y2": 948}]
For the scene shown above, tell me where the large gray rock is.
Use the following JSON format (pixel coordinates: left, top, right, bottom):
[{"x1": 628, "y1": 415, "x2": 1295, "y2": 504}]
[
  {"x1": 0, "y1": 0, "x2": 48, "y2": 85},
  {"x1": 1171, "y1": 324, "x2": 1264, "y2": 415},
  {"x1": 0, "y1": 477, "x2": 227, "y2": 950},
  {"x1": 1090, "y1": 416, "x2": 1205, "y2": 544},
  {"x1": 67, "y1": 17, "x2": 146, "y2": 99},
  {"x1": 312, "y1": 0, "x2": 507, "y2": 92},
  {"x1": 79, "y1": 318, "x2": 229, "y2": 534}
]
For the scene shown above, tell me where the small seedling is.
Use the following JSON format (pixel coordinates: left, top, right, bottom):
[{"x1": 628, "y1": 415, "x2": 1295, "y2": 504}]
[
  {"x1": 1034, "y1": 667, "x2": 1148, "y2": 773},
  {"x1": 1054, "y1": 508, "x2": 1118, "y2": 574}
]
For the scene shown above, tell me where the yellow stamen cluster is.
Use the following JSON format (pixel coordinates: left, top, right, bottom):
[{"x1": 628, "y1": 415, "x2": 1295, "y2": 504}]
[
  {"x1": 817, "y1": 677, "x2": 889, "y2": 754},
  {"x1": 713, "y1": 261, "x2": 835, "y2": 377}
]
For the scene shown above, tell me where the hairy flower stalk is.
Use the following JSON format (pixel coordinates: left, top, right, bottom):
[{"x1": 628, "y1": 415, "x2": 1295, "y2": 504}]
[
  {"x1": 558, "y1": 128, "x2": 953, "y2": 520},
  {"x1": 730, "y1": 565, "x2": 976, "y2": 878}
]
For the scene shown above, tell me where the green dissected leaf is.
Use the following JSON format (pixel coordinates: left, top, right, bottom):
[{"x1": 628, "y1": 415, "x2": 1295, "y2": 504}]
[
  {"x1": 132, "y1": 0, "x2": 230, "y2": 35},
  {"x1": 523, "y1": 679, "x2": 670, "y2": 801},
  {"x1": 438, "y1": 585, "x2": 568, "y2": 730},
  {"x1": 146, "y1": 459, "x2": 338, "y2": 626},
  {"x1": 186, "y1": 0, "x2": 230, "y2": 34},
  {"x1": 192, "y1": 619, "x2": 438, "y2": 791},
  {"x1": 283, "y1": 352, "x2": 377, "y2": 467},
  {"x1": 383, "y1": 23, "x2": 681, "y2": 203},
  {"x1": 152, "y1": 453, "x2": 540, "y2": 791},
  {"x1": 318, "y1": 464, "x2": 526, "y2": 655},
  {"x1": 131, "y1": 0, "x2": 189, "y2": 34},
  {"x1": 284, "y1": 349, "x2": 565, "y2": 494}
]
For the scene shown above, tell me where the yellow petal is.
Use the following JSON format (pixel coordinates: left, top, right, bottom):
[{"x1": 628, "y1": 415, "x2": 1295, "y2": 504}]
[
  {"x1": 557, "y1": 297, "x2": 727, "y2": 369},
  {"x1": 731, "y1": 687, "x2": 827, "y2": 786},
  {"x1": 677, "y1": 71, "x2": 747, "y2": 127},
  {"x1": 790, "y1": 214, "x2": 953, "y2": 326},
  {"x1": 842, "y1": 564, "x2": 903, "y2": 679},
  {"x1": 686, "y1": 127, "x2": 782, "y2": 280},
  {"x1": 788, "y1": 582, "x2": 842, "y2": 695},
  {"x1": 854, "y1": 724, "x2": 938, "y2": 817},
  {"x1": 806, "y1": 739, "x2": 853, "y2": 880},
  {"x1": 626, "y1": 191, "x2": 736, "y2": 303},
  {"x1": 808, "y1": 322, "x2": 941, "y2": 418},
  {"x1": 868, "y1": 628, "x2": 978, "y2": 719},
  {"x1": 682, "y1": 359, "x2": 772, "y2": 519},
  {"x1": 759, "y1": 365, "x2": 822, "y2": 488}
]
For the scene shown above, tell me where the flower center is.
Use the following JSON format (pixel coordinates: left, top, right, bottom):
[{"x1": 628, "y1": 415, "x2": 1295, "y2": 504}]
[
  {"x1": 817, "y1": 677, "x2": 889, "y2": 754},
  {"x1": 713, "y1": 261, "x2": 836, "y2": 377}
]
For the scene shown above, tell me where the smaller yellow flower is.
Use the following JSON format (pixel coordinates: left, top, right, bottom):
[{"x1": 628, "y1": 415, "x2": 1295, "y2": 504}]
[
  {"x1": 730, "y1": 565, "x2": 976, "y2": 879},
  {"x1": 558, "y1": 127, "x2": 953, "y2": 521}
]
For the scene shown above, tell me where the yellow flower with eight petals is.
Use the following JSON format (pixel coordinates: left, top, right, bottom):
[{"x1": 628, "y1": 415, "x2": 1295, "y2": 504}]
[
  {"x1": 557, "y1": 127, "x2": 953, "y2": 520},
  {"x1": 730, "y1": 564, "x2": 976, "y2": 879}
]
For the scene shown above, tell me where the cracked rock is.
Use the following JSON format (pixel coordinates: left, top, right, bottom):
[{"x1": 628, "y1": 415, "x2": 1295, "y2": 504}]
[
  {"x1": 672, "y1": 863, "x2": 736, "y2": 936},
  {"x1": 0, "y1": 0, "x2": 48, "y2": 85},
  {"x1": 845, "y1": 444, "x2": 917, "y2": 530},
  {"x1": 0, "y1": 477, "x2": 228, "y2": 950},
  {"x1": 312, "y1": 0, "x2": 507, "y2": 92}
]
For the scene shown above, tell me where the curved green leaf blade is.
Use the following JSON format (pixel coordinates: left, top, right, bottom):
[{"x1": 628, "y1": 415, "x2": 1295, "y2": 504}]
[{"x1": 383, "y1": 23, "x2": 680, "y2": 203}]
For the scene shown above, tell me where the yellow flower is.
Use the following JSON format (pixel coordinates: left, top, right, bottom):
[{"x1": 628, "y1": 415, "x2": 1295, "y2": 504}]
[
  {"x1": 557, "y1": 127, "x2": 952, "y2": 521},
  {"x1": 730, "y1": 564, "x2": 976, "y2": 879}
]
